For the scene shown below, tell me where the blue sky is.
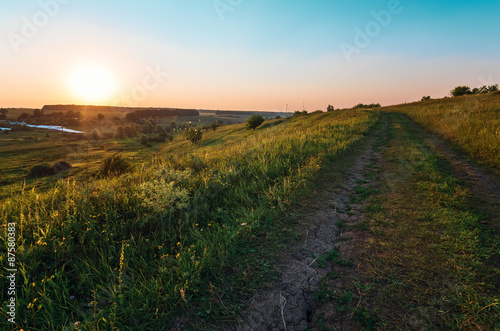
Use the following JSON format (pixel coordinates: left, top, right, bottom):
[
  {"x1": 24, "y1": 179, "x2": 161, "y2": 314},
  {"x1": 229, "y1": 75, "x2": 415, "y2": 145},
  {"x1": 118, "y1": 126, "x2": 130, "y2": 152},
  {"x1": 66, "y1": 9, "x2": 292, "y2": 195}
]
[{"x1": 1, "y1": 0, "x2": 499, "y2": 111}]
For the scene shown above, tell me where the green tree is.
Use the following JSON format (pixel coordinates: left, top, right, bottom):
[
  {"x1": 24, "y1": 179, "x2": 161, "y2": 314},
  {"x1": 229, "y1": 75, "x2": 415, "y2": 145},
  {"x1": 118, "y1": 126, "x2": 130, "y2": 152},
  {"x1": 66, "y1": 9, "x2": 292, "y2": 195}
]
[
  {"x1": 155, "y1": 125, "x2": 165, "y2": 134},
  {"x1": 139, "y1": 135, "x2": 149, "y2": 145},
  {"x1": 488, "y1": 84, "x2": 499, "y2": 92},
  {"x1": 115, "y1": 125, "x2": 125, "y2": 139},
  {"x1": 90, "y1": 128, "x2": 102, "y2": 140},
  {"x1": 327, "y1": 104, "x2": 335, "y2": 112},
  {"x1": 451, "y1": 86, "x2": 472, "y2": 97},
  {"x1": 247, "y1": 114, "x2": 265, "y2": 130},
  {"x1": 209, "y1": 122, "x2": 218, "y2": 132}
]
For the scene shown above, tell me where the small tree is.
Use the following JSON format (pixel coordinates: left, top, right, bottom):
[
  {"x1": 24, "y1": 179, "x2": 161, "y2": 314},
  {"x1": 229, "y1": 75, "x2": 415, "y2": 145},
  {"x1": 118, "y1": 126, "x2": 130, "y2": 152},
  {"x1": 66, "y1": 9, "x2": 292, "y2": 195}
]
[
  {"x1": 451, "y1": 86, "x2": 471, "y2": 97},
  {"x1": 91, "y1": 128, "x2": 102, "y2": 140},
  {"x1": 142, "y1": 122, "x2": 155, "y2": 134},
  {"x1": 247, "y1": 114, "x2": 265, "y2": 130},
  {"x1": 139, "y1": 135, "x2": 149, "y2": 145},
  {"x1": 115, "y1": 125, "x2": 125, "y2": 139},
  {"x1": 184, "y1": 128, "x2": 203, "y2": 144},
  {"x1": 97, "y1": 113, "x2": 105, "y2": 121},
  {"x1": 209, "y1": 122, "x2": 218, "y2": 132},
  {"x1": 488, "y1": 84, "x2": 499, "y2": 92},
  {"x1": 155, "y1": 125, "x2": 165, "y2": 134},
  {"x1": 421, "y1": 96, "x2": 431, "y2": 101},
  {"x1": 327, "y1": 104, "x2": 335, "y2": 112}
]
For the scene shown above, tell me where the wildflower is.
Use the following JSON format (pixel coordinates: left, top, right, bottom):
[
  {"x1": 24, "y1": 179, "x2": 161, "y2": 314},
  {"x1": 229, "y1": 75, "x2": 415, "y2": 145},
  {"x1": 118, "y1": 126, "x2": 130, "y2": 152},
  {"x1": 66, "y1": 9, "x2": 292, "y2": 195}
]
[{"x1": 69, "y1": 295, "x2": 76, "y2": 300}]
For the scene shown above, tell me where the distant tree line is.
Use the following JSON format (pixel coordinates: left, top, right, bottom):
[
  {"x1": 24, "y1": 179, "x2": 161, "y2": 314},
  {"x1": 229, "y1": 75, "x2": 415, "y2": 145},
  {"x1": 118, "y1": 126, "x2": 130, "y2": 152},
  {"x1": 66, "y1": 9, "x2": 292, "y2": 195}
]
[
  {"x1": 42, "y1": 105, "x2": 124, "y2": 112},
  {"x1": 353, "y1": 103, "x2": 381, "y2": 109},
  {"x1": 124, "y1": 109, "x2": 199, "y2": 123},
  {"x1": 450, "y1": 84, "x2": 499, "y2": 97}
]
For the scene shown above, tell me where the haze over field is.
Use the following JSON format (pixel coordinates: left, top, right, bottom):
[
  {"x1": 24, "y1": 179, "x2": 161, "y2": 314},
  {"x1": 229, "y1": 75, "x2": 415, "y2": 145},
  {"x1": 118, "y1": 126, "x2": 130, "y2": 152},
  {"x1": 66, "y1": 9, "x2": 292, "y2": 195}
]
[{"x1": 1, "y1": 0, "x2": 499, "y2": 111}]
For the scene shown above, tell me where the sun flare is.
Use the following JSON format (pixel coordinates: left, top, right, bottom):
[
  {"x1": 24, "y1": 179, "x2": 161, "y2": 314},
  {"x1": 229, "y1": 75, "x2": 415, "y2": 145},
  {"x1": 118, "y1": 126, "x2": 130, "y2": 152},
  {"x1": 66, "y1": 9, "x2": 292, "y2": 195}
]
[{"x1": 68, "y1": 64, "x2": 117, "y2": 104}]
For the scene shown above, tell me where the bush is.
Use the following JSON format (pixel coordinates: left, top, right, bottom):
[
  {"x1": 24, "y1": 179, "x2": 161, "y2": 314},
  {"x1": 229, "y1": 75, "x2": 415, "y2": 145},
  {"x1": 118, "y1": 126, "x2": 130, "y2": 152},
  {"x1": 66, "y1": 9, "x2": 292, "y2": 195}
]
[
  {"x1": 354, "y1": 103, "x2": 381, "y2": 109},
  {"x1": 90, "y1": 128, "x2": 102, "y2": 140},
  {"x1": 51, "y1": 161, "x2": 72, "y2": 174},
  {"x1": 155, "y1": 125, "x2": 165, "y2": 134},
  {"x1": 247, "y1": 114, "x2": 265, "y2": 130},
  {"x1": 421, "y1": 96, "x2": 431, "y2": 101},
  {"x1": 124, "y1": 125, "x2": 136, "y2": 138},
  {"x1": 184, "y1": 128, "x2": 203, "y2": 144},
  {"x1": 140, "y1": 135, "x2": 149, "y2": 145},
  {"x1": 327, "y1": 104, "x2": 335, "y2": 112},
  {"x1": 451, "y1": 86, "x2": 471, "y2": 97},
  {"x1": 28, "y1": 165, "x2": 55, "y2": 178},
  {"x1": 99, "y1": 155, "x2": 132, "y2": 177},
  {"x1": 209, "y1": 122, "x2": 219, "y2": 132},
  {"x1": 115, "y1": 125, "x2": 125, "y2": 139}
]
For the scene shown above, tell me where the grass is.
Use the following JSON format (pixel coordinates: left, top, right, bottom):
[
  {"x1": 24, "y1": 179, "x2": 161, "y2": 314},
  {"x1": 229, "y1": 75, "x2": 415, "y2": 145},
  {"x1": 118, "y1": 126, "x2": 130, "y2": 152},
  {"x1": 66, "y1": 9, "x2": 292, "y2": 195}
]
[
  {"x1": 310, "y1": 111, "x2": 499, "y2": 330},
  {"x1": 0, "y1": 109, "x2": 379, "y2": 330},
  {"x1": 357, "y1": 112, "x2": 500, "y2": 329},
  {"x1": 384, "y1": 92, "x2": 500, "y2": 170}
]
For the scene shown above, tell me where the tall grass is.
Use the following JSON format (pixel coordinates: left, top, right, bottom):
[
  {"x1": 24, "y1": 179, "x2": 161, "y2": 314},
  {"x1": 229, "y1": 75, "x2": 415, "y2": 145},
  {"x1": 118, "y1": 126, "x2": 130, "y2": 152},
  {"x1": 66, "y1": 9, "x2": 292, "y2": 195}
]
[
  {"x1": 387, "y1": 92, "x2": 500, "y2": 170},
  {"x1": 1, "y1": 110, "x2": 379, "y2": 329}
]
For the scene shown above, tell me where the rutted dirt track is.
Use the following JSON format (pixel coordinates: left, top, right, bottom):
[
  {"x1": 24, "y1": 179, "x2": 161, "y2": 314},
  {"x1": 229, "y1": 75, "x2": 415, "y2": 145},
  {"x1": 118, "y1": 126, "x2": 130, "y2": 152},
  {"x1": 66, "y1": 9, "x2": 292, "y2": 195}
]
[
  {"x1": 225, "y1": 112, "x2": 500, "y2": 330},
  {"x1": 228, "y1": 118, "x2": 386, "y2": 331}
]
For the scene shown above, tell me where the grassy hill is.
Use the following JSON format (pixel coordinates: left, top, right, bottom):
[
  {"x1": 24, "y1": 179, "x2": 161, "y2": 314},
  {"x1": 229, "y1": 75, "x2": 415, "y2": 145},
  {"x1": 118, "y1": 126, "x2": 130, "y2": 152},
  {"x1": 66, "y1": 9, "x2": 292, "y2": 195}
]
[
  {"x1": 1, "y1": 93, "x2": 499, "y2": 330},
  {"x1": 0, "y1": 109, "x2": 379, "y2": 329}
]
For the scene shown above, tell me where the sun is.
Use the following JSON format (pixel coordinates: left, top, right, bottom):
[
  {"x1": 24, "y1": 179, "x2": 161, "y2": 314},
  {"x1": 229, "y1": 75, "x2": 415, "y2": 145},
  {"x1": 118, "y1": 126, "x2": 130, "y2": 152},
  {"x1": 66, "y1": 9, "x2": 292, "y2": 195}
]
[{"x1": 68, "y1": 64, "x2": 117, "y2": 104}]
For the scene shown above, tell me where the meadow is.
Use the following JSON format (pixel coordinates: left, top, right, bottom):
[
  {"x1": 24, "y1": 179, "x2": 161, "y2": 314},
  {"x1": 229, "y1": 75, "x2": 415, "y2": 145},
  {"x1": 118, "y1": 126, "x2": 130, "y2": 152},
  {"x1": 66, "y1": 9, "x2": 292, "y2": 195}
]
[
  {"x1": 385, "y1": 91, "x2": 500, "y2": 171},
  {"x1": 0, "y1": 109, "x2": 379, "y2": 329}
]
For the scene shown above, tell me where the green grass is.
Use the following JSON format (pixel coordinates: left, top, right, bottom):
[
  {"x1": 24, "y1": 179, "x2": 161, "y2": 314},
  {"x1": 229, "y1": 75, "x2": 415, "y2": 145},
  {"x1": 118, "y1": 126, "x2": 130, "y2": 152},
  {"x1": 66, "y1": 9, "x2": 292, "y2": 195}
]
[
  {"x1": 0, "y1": 109, "x2": 379, "y2": 330},
  {"x1": 357, "y1": 112, "x2": 500, "y2": 329},
  {"x1": 384, "y1": 92, "x2": 500, "y2": 170}
]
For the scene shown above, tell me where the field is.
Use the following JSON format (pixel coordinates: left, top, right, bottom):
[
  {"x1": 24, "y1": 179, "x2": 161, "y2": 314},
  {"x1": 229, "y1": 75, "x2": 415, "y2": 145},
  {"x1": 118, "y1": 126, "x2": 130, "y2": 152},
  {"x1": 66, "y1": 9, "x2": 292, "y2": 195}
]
[{"x1": 1, "y1": 93, "x2": 499, "y2": 330}]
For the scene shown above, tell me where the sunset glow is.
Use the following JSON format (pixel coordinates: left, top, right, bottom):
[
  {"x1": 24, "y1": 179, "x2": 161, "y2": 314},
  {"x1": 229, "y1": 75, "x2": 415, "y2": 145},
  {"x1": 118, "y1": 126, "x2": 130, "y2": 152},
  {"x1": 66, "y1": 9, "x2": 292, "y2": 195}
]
[
  {"x1": 0, "y1": 1, "x2": 499, "y2": 110},
  {"x1": 68, "y1": 64, "x2": 117, "y2": 104}
]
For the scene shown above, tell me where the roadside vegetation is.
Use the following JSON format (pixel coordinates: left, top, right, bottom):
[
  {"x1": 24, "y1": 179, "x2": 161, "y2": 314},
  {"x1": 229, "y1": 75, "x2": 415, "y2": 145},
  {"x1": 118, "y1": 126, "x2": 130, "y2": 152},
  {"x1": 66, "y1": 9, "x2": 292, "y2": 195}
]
[{"x1": 386, "y1": 91, "x2": 500, "y2": 170}]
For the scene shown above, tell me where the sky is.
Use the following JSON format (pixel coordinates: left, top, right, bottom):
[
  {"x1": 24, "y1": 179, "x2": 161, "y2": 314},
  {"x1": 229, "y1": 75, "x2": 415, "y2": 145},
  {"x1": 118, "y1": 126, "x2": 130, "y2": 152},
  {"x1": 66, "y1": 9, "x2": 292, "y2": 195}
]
[{"x1": 1, "y1": 0, "x2": 499, "y2": 111}]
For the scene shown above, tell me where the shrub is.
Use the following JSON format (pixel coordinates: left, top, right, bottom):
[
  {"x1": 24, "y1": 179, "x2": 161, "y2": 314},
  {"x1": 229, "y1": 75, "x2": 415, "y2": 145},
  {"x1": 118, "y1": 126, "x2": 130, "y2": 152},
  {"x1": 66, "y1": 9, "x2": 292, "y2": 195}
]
[
  {"x1": 90, "y1": 128, "x2": 102, "y2": 140},
  {"x1": 184, "y1": 128, "x2": 203, "y2": 144},
  {"x1": 451, "y1": 86, "x2": 471, "y2": 97},
  {"x1": 142, "y1": 122, "x2": 155, "y2": 134},
  {"x1": 354, "y1": 103, "x2": 381, "y2": 109},
  {"x1": 247, "y1": 114, "x2": 265, "y2": 130},
  {"x1": 28, "y1": 165, "x2": 55, "y2": 178},
  {"x1": 421, "y1": 96, "x2": 431, "y2": 101},
  {"x1": 209, "y1": 122, "x2": 219, "y2": 132},
  {"x1": 140, "y1": 135, "x2": 149, "y2": 145},
  {"x1": 99, "y1": 155, "x2": 132, "y2": 177},
  {"x1": 51, "y1": 161, "x2": 72, "y2": 174},
  {"x1": 124, "y1": 125, "x2": 136, "y2": 138},
  {"x1": 115, "y1": 125, "x2": 125, "y2": 139},
  {"x1": 155, "y1": 125, "x2": 165, "y2": 134},
  {"x1": 327, "y1": 104, "x2": 335, "y2": 112}
]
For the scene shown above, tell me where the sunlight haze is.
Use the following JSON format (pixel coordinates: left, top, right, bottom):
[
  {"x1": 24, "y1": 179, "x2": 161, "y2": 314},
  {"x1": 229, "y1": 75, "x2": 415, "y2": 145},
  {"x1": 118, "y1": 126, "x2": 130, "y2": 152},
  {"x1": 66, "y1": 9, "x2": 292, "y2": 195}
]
[{"x1": 1, "y1": 0, "x2": 499, "y2": 110}]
